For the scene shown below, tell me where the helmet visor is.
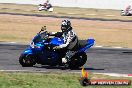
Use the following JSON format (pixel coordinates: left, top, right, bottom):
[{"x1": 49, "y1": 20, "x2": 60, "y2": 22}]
[{"x1": 61, "y1": 26, "x2": 67, "y2": 32}]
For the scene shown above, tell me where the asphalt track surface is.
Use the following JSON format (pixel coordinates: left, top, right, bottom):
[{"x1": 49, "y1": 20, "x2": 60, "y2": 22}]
[
  {"x1": 0, "y1": 43, "x2": 132, "y2": 74},
  {"x1": 0, "y1": 12, "x2": 132, "y2": 22}
]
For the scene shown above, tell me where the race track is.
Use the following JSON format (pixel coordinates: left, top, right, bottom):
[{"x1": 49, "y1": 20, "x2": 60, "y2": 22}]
[
  {"x1": 0, "y1": 43, "x2": 132, "y2": 74},
  {"x1": 0, "y1": 12, "x2": 132, "y2": 22}
]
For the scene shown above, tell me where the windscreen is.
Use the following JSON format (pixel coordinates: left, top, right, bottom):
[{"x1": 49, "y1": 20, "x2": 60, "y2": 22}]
[{"x1": 33, "y1": 32, "x2": 48, "y2": 43}]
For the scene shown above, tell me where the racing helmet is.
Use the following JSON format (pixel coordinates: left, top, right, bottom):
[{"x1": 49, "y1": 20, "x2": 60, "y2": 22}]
[{"x1": 61, "y1": 20, "x2": 71, "y2": 32}]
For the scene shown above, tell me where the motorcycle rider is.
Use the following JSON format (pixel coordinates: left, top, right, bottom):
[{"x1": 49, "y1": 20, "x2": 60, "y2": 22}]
[
  {"x1": 44, "y1": 0, "x2": 52, "y2": 10},
  {"x1": 126, "y1": 5, "x2": 131, "y2": 12},
  {"x1": 125, "y1": 5, "x2": 132, "y2": 15},
  {"x1": 49, "y1": 20, "x2": 78, "y2": 64},
  {"x1": 39, "y1": 0, "x2": 52, "y2": 11}
]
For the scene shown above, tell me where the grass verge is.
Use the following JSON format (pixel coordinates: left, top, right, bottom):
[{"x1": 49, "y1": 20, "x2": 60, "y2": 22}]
[
  {"x1": 0, "y1": 72, "x2": 131, "y2": 88},
  {"x1": 0, "y1": 3, "x2": 132, "y2": 21}
]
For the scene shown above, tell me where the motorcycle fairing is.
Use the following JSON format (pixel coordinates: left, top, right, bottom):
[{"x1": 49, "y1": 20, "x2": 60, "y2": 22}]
[
  {"x1": 23, "y1": 47, "x2": 33, "y2": 55},
  {"x1": 79, "y1": 39, "x2": 94, "y2": 53},
  {"x1": 49, "y1": 37, "x2": 63, "y2": 46}
]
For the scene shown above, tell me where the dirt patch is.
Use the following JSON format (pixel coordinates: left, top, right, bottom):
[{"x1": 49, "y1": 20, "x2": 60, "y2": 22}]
[{"x1": 0, "y1": 14, "x2": 132, "y2": 48}]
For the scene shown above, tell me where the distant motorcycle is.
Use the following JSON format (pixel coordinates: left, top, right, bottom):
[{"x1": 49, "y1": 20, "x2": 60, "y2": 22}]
[
  {"x1": 121, "y1": 10, "x2": 132, "y2": 16},
  {"x1": 121, "y1": 5, "x2": 132, "y2": 16},
  {"x1": 38, "y1": 4, "x2": 53, "y2": 12},
  {"x1": 19, "y1": 26, "x2": 95, "y2": 69}
]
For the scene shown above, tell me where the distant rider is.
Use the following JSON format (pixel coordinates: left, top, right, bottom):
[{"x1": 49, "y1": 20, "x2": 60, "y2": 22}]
[
  {"x1": 125, "y1": 5, "x2": 132, "y2": 13},
  {"x1": 49, "y1": 20, "x2": 78, "y2": 64},
  {"x1": 43, "y1": 0, "x2": 52, "y2": 10}
]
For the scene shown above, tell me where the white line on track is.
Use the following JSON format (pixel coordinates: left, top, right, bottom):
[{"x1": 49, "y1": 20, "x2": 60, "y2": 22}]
[
  {"x1": 0, "y1": 42, "x2": 17, "y2": 44},
  {"x1": 9, "y1": 42, "x2": 17, "y2": 44},
  {"x1": 94, "y1": 46, "x2": 125, "y2": 49},
  {"x1": 94, "y1": 46, "x2": 103, "y2": 48},
  {"x1": 113, "y1": 47, "x2": 122, "y2": 49}
]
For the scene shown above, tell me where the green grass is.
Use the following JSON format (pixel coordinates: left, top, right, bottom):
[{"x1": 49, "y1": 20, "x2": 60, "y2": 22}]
[
  {"x1": 0, "y1": 72, "x2": 131, "y2": 88},
  {"x1": 0, "y1": 3, "x2": 132, "y2": 21}
]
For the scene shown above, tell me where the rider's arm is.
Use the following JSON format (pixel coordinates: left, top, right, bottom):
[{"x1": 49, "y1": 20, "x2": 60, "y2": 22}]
[
  {"x1": 48, "y1": 32, "x2": 57, "y2": 36},
  {"x1": 58, "y1": 30, "x2": 76, "y2": 48},
  {"x1": 49, "y1": 32, "x2": 63, "y2": 37}
]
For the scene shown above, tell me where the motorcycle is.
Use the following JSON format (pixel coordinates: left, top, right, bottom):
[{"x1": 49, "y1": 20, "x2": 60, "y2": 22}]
[
  {"x1": 38, "y1": 4, "x2": 53, "y2": 12},
  {"x1": 121, "y1": 9, "x2": 132, "y2": 16},
  {"x1": 19, "y1": 26, "x2": 95, "y2": 69}
]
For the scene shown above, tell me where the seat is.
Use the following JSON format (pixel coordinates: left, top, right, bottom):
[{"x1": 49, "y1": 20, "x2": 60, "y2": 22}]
[{"x1": 78, "y1": 40, "x2": 88, "y2": 49}]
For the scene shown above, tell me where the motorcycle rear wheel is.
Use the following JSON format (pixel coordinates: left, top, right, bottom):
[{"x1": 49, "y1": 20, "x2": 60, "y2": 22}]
[
  {"x1": 19, "y1": 54, "x2": 36, "y2": 67},
  {"x1": 69, "y1": 52, "x2": 87, "y2": 69}
]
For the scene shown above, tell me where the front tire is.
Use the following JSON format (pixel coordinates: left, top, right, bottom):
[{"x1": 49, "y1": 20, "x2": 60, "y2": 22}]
[
  {"x1": 69, "y1": 52, "x2": 87, "y2": 69},
  {"x1": 19, "y1": 54, "x2": 36, "y2": 67}
]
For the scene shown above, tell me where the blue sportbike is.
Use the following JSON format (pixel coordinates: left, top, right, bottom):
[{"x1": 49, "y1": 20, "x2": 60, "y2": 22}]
[{"x1": 19, "y1": 26, "x2": 95, "y2": 69}]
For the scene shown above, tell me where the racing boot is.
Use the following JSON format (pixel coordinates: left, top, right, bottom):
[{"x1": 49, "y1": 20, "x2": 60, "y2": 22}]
[
  {"x1": 62, "y1": 57, "x2": 67, "y2": 63},
  {"x1": 62, "y1": 51, "x2": 76, "y2": 68},
  {"x1": 62, "y1": 51, "x2": 73, "y2": 64}
]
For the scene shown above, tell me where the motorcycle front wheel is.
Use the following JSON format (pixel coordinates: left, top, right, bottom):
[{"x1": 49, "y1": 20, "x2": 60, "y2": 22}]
[{"x1": 19, "y1": 54, "x2": 36, "y2": 67}]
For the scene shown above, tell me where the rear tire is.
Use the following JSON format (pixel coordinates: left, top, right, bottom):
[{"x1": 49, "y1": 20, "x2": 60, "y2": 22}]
[
  {"x1": 69, "y1": 52, "x2": 87, "y2": 69},
  {"x1": 19, "y1": 54, "x2": 36, "y2": 67}
]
